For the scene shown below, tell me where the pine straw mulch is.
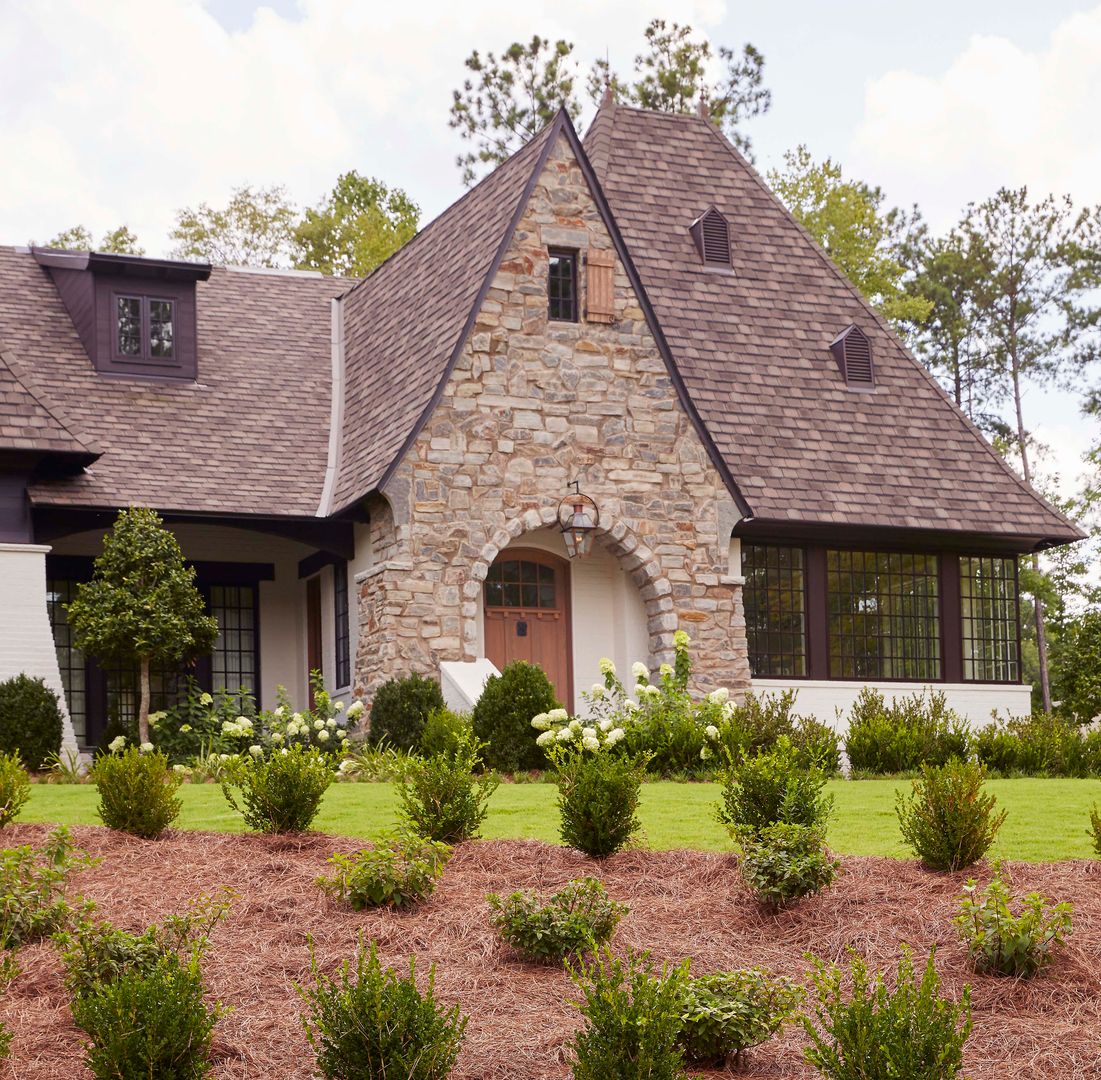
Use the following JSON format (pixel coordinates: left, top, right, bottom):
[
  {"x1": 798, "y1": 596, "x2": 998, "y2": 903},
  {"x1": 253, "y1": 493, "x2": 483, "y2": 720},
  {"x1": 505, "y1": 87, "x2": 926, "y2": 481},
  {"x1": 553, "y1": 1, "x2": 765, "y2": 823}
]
[{"x1": 4, "y1": 823, "x2": 1101, "y2": 1079}]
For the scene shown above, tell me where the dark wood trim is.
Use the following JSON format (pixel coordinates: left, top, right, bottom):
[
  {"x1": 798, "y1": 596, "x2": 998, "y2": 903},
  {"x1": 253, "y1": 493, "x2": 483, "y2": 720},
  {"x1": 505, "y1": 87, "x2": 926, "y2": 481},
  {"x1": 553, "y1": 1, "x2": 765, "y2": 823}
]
[
  {"x1": 298, "y1": 550, "x2": 340, "y2": 579},
  {"x1": 804, "y1": 546, "x2": 829, "y2": 680},
  {"x1": 940, "y1": 555, "x2": 963, "y2": 683},
  {"x1": 306, "y1": 575, "x2": 323, "y2": 708},
  {"x1": 46, "y1": 553, "x2": 274, "y2": 585},
  {"x1": 0, "y1": 469, "x2": 32, "y2": 544}
]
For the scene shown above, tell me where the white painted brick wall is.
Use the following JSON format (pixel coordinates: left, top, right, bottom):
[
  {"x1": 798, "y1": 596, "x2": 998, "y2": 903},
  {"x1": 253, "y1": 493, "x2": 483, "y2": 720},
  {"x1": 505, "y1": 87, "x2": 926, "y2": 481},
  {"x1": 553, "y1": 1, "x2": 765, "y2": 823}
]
[
  {"x1": 752, "y1": 678, "x2": 1032, "y2": 731},
  {"x1": 0, "y1": 544, "x2": 78, "y2": 753}
]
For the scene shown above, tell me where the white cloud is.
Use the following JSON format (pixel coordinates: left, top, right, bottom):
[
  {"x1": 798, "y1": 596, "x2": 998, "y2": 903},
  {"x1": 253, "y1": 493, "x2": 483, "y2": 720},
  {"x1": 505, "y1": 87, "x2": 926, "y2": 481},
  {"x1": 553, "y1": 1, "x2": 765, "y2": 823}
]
[
  {"x1": 0, "y1": 0, "x2": 724, "y2": 255},
  {"x1": 849, "y1": 6, "x2": 1101, "y2": 229}
]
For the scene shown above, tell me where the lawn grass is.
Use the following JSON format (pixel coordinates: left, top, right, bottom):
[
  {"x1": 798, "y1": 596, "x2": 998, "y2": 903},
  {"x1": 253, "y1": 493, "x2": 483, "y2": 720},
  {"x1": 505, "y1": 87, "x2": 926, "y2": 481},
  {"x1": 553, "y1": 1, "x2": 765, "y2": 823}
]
[{"x1": 21, "y1": 777, "x2": 1101, "y2": 861}]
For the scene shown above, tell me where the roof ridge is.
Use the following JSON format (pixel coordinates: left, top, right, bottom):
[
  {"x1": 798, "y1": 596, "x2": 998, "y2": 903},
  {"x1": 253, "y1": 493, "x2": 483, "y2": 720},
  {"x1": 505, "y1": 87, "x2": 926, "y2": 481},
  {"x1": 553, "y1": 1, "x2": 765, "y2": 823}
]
[{"x1": 689, "y1": 114, "x2": 1084, "y2": 542}]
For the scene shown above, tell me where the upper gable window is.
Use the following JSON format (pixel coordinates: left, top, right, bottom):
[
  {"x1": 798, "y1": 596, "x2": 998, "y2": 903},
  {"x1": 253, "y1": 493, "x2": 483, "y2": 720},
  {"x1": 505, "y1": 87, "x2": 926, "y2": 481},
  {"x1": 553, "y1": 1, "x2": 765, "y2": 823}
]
[
  {"x1": 548, "y1": 248, "x2": 578, "y2": 322},
  {"x1": 690, "y1": 207, "x2": 732, "y2": 270},
  {"x1": 115, "y1": 295, "x2": 175, "y2": 362}
]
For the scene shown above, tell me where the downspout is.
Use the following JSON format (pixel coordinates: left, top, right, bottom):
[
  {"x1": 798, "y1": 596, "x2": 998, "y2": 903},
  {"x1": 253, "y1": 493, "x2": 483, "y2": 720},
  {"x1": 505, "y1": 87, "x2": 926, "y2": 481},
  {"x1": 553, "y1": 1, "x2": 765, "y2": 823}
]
[{"x1": 316, "y1": 296, "x2": 345, "y2": 518}]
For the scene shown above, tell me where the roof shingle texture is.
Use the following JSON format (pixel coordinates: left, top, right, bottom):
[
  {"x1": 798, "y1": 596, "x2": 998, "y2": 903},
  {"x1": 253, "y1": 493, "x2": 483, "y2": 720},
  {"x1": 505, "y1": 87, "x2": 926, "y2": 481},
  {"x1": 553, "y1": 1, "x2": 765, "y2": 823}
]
[
  {"x1": 585, "y1": 105, "x2": 1081, "y2": 543},
  {"x1": 0, "y1": 344, "x2": 91, "y2": 457},
  {"x1": 332, "y1": 122, "x2": 556, "y2": 512},
  {"x1": 0, "y1": 249, "x2": 345, "y2": 516}
]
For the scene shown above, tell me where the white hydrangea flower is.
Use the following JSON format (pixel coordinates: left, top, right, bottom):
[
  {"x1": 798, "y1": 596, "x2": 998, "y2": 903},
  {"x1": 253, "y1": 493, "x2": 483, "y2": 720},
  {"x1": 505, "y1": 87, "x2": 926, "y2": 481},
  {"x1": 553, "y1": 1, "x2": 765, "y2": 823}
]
[
  {"x1": 632, "y1": 661, "x2": 649, "y2": 681},
  {"x1": 173, "y1": 764, "x2": 190, "y2": 774},
  {"x1": 346, "y1": 701, "x2": 365, "y2": 719},
  {"x1": 556, "y1": 728, "x2": 574, "y2": 743},
  {"x1": 590, "y1": 684, "x2": 605, "y2": 699},
  {"x1": 599, "y1": 718, "x2": 613, "y2": 732},
  {"x1": 273, "y1": 705, "x2": 286, "y2": 718},
  {"x1": 138, "y1": 742, "x2": 153, "y2": 754},
  {"x1": 219, "y1": 754, "x2": 231, "y2": 761},
  {"x1": 334, "y1": 700, "x2": 345, "y2": 712},
  {"x1": 548, "y1": 708, "x2": 569, "y2": 722},
  {"x1": 530, "y1": 713, "x2": 550, "y2": 730},
  {"x1": 582, "y1": 736, "x2": 600, "y2": 752},
  {"x1": 317, "y1": 729, "x2": 330, "y2": 743},
  {"x1": 326, "y1": 718, "x2": 337, "y2": 729},
  {"x1": 292, "y1": 712, "x2": 304, "y2": 724},
  {"x1": 313, "y1": 719, "x2": 325, "y2": 731},
  {"x1": 640, "y1": 684, "x2": 660, "y2": 699},
  {"x1": 708, "y1": 688, "x2": 730, "y2": 705},
  {"x1": 582, "y1": 726, "x2": 597, "y2": 740},
  {"x1": 280, "y1": 747, "x2": 289, "y2": 755},
  {"x1": 598, "y1": 657, "x2": 616, "y2": 676},
  {"x1": 221, "y1": 720, "x2": 236, "y2": 734},
  {"x1": 271, "y1": 732, "x2": 285, "y2": 744},
  {"x1": 535, "y1": 730, "x2": 556, "y2": 747},
  {"x1": 236, "y1": 715, "x2": 251, "y2": 727},
  {"x1": 569, "y1": 719, "x2": 583, "y2": 733},
  {"x1": 704, "y1": 725, "x2": 720, "y2": 741},
  {"x1": 700, "y1": 746, "x2": 713, "y2": 761},
  {"x1": 249, "y1": 745, "x2": 263, "y2": 757},
  {"x1": 673, "y1": 630, "x2": 691, "y2": 648},
  {"x1": 623, "y1": 699, "x2": 639, "y2": 713},
  {"x1": 338, "y1": 759, "x2": 357, "y2": 773},
  {"x1": 199, "y1": 692, "x2": 214, "y2": 707},
  {"x1": 148, "y1": 711, "x2": 163, "y2": 729},
  {"x1": 341, "y1": 738, "x2": 350, "y2": 748},
  {"x1": 108, "y1": 735, "x2": 127, "y2": 753},
  {"x1": 606, "y1": 728, "x2": 625, "y2": 745}
]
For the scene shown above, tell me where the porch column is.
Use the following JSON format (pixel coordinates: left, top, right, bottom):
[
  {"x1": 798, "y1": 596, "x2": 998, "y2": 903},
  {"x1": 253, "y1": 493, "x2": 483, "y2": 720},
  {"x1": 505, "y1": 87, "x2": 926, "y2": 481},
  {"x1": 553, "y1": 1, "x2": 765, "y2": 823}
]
[{"x1": 0, "y1": 543, "x2": 78, "y2": 754}]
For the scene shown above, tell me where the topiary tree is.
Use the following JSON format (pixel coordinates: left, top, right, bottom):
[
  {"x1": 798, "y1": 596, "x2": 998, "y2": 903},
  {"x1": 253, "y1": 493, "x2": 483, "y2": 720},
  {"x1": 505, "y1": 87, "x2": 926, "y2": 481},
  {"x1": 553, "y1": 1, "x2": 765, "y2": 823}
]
[
  {"x1": 367, "y1": 674, "x2": 444, "y2": 751},
  {"x1": 67, "y1": 507, "x2": 218, "y2": 746},
  {"x1": 0, "y1": 675, "x2": 63, "y2": 770},
  {"x1": 472, "y1": 661, "x2": 559, "y2": 773}
]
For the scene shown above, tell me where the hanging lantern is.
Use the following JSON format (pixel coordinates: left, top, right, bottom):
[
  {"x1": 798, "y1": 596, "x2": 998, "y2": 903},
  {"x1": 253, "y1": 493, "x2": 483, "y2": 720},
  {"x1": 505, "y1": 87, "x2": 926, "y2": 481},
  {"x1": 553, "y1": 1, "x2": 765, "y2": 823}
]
[{"x1": 557, "y1": 480, "x2": 600, "y2": 559}]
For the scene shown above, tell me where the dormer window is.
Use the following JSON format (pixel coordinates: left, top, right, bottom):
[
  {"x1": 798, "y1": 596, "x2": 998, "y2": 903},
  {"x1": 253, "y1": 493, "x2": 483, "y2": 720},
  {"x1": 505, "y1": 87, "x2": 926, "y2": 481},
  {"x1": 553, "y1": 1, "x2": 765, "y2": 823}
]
[
  {"x1": 690, "y1": 207, "x2": 732, "y2": 270},
  {"x1": 115, "y1": 295, "x2": 175, "y2": 362},
  {"x1": 830, "y1": 324, "x2": 875, "y2": 388},
  {"x1": 32, "y1": 248, "x2": 209, "y2": 381}
]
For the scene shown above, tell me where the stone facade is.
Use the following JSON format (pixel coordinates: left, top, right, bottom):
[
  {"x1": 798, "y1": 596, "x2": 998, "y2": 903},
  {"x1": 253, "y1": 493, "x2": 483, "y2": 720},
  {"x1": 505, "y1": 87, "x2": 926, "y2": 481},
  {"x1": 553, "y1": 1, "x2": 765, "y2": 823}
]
[{"x1": 355, "y1": 133, "x2": 751, "y2": 700}]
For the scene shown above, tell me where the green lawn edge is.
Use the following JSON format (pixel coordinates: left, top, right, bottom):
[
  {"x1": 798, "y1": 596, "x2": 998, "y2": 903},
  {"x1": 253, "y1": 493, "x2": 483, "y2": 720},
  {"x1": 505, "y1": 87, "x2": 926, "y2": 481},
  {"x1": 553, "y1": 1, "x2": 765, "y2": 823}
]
[{"x1": 20, "y1": 778, "x2": 1101, "y2": 862}]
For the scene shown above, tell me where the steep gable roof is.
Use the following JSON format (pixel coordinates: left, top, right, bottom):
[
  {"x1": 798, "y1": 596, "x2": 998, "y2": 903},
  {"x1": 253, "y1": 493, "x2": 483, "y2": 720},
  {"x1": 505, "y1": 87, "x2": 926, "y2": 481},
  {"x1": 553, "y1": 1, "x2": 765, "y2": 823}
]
[
  {"x1": 584, "y1": 103, "x2": 1082, "y2": 548},
  {"x1": 331, "y1": 121, "x2": 562, "y2": 513}
]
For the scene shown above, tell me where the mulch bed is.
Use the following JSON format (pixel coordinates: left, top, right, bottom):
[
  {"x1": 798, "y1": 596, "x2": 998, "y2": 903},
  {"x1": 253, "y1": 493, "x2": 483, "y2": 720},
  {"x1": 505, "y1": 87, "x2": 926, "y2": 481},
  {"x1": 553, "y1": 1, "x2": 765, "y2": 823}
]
[{"x1": 5, "y1": 822, "x2": 1101, "y2": 1078}]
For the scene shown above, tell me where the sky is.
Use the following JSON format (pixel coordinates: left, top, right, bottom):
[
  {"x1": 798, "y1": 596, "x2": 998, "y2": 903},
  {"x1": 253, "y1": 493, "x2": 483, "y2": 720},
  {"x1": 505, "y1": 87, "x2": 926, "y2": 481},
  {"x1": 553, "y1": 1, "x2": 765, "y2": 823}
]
[{"x1": 1, "y1": 0, "x2": 1098, "y2": 499}]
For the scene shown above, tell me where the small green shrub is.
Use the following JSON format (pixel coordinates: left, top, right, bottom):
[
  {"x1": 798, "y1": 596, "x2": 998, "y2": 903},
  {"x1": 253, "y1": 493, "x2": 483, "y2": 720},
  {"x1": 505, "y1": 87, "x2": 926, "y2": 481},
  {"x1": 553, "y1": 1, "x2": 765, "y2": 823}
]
[
  {"x1": 91, "y1": 747, "x2": 182, "y2": 838},
  {"x1": 0, "y1": 752, "x2": 30, "y2": 827},
  {"x1": 678, "y1": 968, "x2": 803, "y2": 1065},
  {"x1": 972, "y1": 711, "x2": 1097, "y2": 777},
  {"x1": 736, "y1": 823, "x2": 839, "y2": 910},
  {"x1": 299, "y1": 939, "x2": 467, "y2": 1080},
  {"x1": 397, "y1": 734, "x2": 499, "y2": 843},
  {"x1": 803, "y1": 946, "x2": 972, "y2": 1080},
  {"x1": 0, "y1": 673, "x2": 64, "y2": 770},
  {"x1": 221, "y1": 745, "x2": 333, "y2": 833},
  {"x1": 896, "y1": 759, "x2": 1006, "y2": 871},
  {"x1": 487, "y1": 877, "x2": 627, "y2": 963},
  {"x1": 419, "y1": 707, "x2": 472, "y2": 760},
  {"x1": 317, "y1": 833, "x2": 451, "y2": 910},
  {"x1": 557, "y1": 750, "x2": 648, "y2": 858},
  {"x1": 844, "y1": 688, "x2": 970, "y2": 775},
  {"x1": 472, "y1": 661, "x2": 559, "y2": 773},
  {"x1": 567, "y1": 948, "x2": 690, "y2": 1080},
  {"x1": 70, "y1": 951, "x2": 222, "y2": 1080},
  {"x1": 0, "y1": 826, "x2": 96, "y2": 947},
  {"x1": 717, "y1": 736, "x2": 832, "y2": 836},
  {"x1": 368, "y1": 674, "x2": 444, "y2": 752},
  {"x1": 955, "y1": 869, "x2": 1072, "y2": 977},
  {"x1": 1091, "y1": 804, "x2": 1101, "y2": 856}
]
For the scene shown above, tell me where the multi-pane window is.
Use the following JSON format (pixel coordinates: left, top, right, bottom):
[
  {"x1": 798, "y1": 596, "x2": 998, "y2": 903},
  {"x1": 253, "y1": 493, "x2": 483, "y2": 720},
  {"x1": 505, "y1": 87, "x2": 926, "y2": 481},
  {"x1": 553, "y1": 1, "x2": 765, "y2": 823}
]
[
  {"x1": 827, "y1": 551, "x2": 940, "y2": 680},
  {"x1": 742, "y1": 544, "x2": 806, "y2": 676},
  {"x1": 548, "y1": 249, "x2": 578, "y2": 322},
  {"x1": 961, "y1": 556, "x2": 1020, "y2": 682},
  {"x1": 47, "y1": 580, "x2": 86, "y2": 742},
  {"x1": 210, "y1": 585, "x2": 257, "y2": 693},
  {"x1": 485, "y1": 560, "x2": 557, "y2": 609},
  {"x1": 334, "y1": 562, "x2": 351, "y2": 689},
  {"x1": 115, "y1": 295, "x2": 175, "y2": 361}
]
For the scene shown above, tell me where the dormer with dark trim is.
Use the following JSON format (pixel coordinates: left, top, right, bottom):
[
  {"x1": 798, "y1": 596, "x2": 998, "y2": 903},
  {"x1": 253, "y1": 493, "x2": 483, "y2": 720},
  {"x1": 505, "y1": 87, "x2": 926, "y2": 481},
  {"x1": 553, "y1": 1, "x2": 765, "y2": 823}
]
[
  {"x1": 689, "y1": 207, "x2": 732, "y2": 271},
  {"x1": 830, "y1": 324, "x2": 875, "y2": 389},
  {"x1": 32, "y1": 248, "x2": 212, "y2": 381}
]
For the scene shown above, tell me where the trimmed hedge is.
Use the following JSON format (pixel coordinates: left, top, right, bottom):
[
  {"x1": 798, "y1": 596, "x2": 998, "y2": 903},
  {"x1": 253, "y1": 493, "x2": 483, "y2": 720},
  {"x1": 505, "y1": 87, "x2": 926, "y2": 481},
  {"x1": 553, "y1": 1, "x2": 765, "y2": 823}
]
[{"x1": 0, "y1": 674, "x2": 63, "y2": 771}]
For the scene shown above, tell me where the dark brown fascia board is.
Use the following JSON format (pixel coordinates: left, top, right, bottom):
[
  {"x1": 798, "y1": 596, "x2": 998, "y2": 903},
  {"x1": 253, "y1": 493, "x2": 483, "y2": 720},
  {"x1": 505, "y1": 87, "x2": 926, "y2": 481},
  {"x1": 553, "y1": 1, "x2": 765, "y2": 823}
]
[
  {"x1": 0, "y1": 446, "x2": 98, "y2": 474},
  {"x1": 31, "y1": 504, "x2": 355, "y2": 557},
  {"x1": 734, "y1": 516, "x2": 1084, "y2": 555},
  {"x1": 31, "y1": 247, "x2": 212, "y2": 283}
]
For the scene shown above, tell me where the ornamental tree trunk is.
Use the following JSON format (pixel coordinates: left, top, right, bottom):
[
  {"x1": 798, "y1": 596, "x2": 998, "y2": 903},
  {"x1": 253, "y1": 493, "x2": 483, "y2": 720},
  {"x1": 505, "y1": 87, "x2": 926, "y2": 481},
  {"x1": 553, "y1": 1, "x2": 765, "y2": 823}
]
[{"x1": 138, "y1": 655, "x2": 152, "y2": 745}]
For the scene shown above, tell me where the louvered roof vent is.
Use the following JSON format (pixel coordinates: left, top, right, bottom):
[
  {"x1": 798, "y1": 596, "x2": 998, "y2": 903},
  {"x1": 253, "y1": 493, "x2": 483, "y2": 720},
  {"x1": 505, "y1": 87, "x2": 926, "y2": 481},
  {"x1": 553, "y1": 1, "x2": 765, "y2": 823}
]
[
  {"x1": 830, "y1": 324, "x2": 875, "y2": 388},
  {"x1": 689, "y1": 207, "x2": 732, "y2": 270}
]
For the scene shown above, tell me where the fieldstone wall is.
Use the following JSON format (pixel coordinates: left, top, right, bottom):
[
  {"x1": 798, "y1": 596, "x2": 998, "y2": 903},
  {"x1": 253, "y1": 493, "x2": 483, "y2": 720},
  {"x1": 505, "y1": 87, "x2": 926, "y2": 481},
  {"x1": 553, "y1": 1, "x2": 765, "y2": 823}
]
[{"x1": 354, "y1": 133, "x2": 751, "y2": 701}]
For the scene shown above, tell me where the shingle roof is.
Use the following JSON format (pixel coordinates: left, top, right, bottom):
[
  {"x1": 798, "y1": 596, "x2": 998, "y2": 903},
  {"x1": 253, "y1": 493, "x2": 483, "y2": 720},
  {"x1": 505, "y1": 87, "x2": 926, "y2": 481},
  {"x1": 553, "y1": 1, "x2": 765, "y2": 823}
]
[
  {"x1": 0, "y1": 248, "x2": 347, "y2": 516},
  {"x1": 331, "y1": 120, "x2": 558, "y2": 512},
  {"x1": 583, "y1": 104, "x2": 1082, "y2": 545},
  {"x1": 0, "y1": 343, "x2": 94, "y2": 460}
]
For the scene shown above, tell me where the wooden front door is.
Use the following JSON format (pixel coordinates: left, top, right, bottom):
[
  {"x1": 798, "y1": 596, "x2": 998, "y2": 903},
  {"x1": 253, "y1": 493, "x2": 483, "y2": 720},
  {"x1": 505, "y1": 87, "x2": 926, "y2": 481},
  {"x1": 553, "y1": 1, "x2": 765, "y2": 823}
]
[{"x1": 483, "y1": 549, "x2": 572, "y2": 705}]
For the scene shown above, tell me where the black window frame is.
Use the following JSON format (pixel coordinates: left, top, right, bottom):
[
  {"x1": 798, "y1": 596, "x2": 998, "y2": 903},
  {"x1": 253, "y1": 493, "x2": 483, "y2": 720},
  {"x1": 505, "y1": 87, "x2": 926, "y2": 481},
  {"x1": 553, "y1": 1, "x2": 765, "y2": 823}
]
[
  {"x1": 111, "y1": 292, "x2": 176, "y2": 365},
  {"x1": 741, "y1": 543, "x2": 807, "y2": 677},
  {"x1": 960, "y1": 555, "x2": 1021, "y2": 683},
  {"x1": 547, "y1": 248, "x2": 579, "y2": 323},
  {"x1": 334, "y1": 561, "x2": 351, "y2": 690}
]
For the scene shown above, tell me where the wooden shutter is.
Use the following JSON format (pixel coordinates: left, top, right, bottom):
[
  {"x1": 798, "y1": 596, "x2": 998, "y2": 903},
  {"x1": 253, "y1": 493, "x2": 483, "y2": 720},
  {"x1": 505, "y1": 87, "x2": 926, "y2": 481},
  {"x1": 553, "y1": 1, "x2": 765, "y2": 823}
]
[{"x1": 585, "y1": 249, "x2": 616, "y2": 323}]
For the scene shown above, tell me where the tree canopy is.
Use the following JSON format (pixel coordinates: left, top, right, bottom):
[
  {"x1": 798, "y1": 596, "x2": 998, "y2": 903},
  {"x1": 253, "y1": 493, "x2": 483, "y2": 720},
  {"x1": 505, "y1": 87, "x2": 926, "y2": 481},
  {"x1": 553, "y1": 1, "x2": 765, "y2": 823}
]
[
  {"x1": 168, "y1": 184, "x2": 299, "y2": 268},
  {"x1": 44, "y1": 224, "x2": 144, "y2": 255},
  {"x1": 450, "y1": 20, "x2": 772, "y2": 185}
]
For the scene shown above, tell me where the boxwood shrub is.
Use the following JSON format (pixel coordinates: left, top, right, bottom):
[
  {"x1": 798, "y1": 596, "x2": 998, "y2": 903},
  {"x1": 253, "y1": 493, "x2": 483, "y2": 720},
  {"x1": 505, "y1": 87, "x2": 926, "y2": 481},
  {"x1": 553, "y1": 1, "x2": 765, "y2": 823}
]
[
  {"x1": 0, "y1": 674, "x2": 63, "y2": 770},
  {"x1": 368, "y1": 675, "x2": 444, "y2": 752},
  {"x1": 472, "y1": 662, "x2": 558, "y2": 773}
]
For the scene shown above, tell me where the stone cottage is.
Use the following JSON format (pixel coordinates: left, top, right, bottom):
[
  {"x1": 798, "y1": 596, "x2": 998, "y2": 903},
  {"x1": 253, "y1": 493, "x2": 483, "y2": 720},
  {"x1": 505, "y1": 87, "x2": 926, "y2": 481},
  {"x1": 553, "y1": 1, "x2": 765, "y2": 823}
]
[{"x1": 0, "y1": 103, "x2": 1082, "y2": 749}]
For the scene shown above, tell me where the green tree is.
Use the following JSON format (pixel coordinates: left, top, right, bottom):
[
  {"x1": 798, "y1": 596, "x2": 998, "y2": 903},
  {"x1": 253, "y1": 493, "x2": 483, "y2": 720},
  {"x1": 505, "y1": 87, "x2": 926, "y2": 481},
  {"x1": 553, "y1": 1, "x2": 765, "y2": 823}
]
[
  {"x1": 1050, "y1": 610, "x2": 1101, "y2": 723},
  {"x1": 168, "y1": 184, "x2": 298, "y2": 267},
  {"x1": 66, "y1": 508, "x2": 218, "y2": 745},
  {"x1": 294, "y1": 172, "x2": 419, "y2": 277},
  {"x1": 590, "y1": 20, "x2": 770, "y2": 159},
  {"x1": 44, "y1": 225, "x2": 144, "y2": 255},
  {"x1": 450, "y1": 36, "x2": 581, "y2": 187},
  {"x1": 768, "y1": 146, "x2": 931, "y2": 329},
  {"x1": 960, "y1": 188, "x2": 1101, "y2": 710},
  {"x1": 449, "y1": 21, "x2": 771, "y2": 185}
]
